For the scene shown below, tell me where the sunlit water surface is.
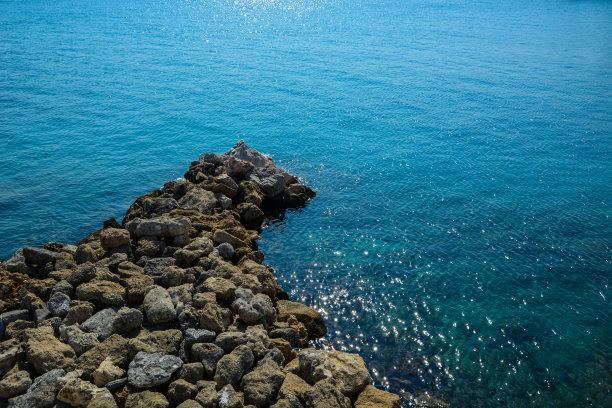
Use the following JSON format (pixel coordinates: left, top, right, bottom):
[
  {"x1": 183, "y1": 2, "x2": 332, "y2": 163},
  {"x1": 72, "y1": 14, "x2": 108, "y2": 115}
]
[{"x1": 1, "y1": 0, "x2": 611, "y2": 406}]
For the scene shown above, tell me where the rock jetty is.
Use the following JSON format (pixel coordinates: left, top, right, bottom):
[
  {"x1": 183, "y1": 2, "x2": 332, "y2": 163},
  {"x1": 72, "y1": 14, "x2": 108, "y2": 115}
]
[{"x1": 0, "y1": 141, "x2": 401, "y2": 408}]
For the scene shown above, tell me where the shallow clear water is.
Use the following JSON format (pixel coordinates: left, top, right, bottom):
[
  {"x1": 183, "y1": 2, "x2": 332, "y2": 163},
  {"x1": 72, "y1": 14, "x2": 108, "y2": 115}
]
[{"x1": 1, "y1": 0, "x2": 611, "y2": 406}]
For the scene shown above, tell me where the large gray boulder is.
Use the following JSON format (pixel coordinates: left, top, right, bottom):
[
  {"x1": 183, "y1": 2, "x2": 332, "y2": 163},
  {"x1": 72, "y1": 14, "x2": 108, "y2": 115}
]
[
  {"x1": 126, "y1": 216, "x2": 191, "y2": 239},
  {"x1": 7, "y1": 368, "x2": 65, "y2": 408},
  {"x1": 143, "y1": 286, "x2": 176, "y2": 324},
  {"x1": 128, "y1": 352, "x2": 183, "y2": 388}
]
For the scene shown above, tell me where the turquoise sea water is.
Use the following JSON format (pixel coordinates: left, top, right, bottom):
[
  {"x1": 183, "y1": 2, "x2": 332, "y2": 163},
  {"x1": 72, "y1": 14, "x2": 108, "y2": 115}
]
[{"x1": 1, "y1": 0, "x2": 611, "y2": 406}]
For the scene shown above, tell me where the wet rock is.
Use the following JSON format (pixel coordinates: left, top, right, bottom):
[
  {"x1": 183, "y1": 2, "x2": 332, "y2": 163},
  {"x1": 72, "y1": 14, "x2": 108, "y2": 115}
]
[
  {"x1": 142, "y1": 284, "x2": 174, "y2": 323},
  {"x1": 300, "y1": 378, "x2": 350, "y2": 408},
  {"x1": 93, "y1": 357, "x2": 125, "y2": 387},
  {"x1": 235, "y1": 203, "x2": 264, "y2": 229},
  {"x1": 191, "y1": 343, "x2": 224, "y2": 378},
  {"x1": 125, "y1": 391, "x2": 170, "y2": 408},
  {"x1": 179, "y1": 188, "x2": 218, "y2": 215},
  {"x1": 355, "y1": 385, "x2": 401, "y2": 408},
  {"x1": 0, "y1": 370, "x2": 31, "y2": 399},
  {"x1": 46, "y1": 293, "x2": 71, "y2": 317},
  {"x1": 80, "y1": 308, "x2": 117, "y2": 340},
  {"x1": 75, "y1": 280, "x2": 125, "y2": 307},
  {"x1": 241, "y1": 359, "x2": 286, "y2": 407},
  {"x1": 25, "y1": 326, "x2": 75, "y2": 374},
  {"x1": 128, "y1": 351, "x2": 183, "y2": 388},
  {"x1": 276, "y1": 300, "x2": 326, "y2": 340},
  {"x1": 100, "y1": 228, "x2": 131, "y2": 250},
  {"x1": 60, "y1": 325, "x2": 99, "y2": 356},
  {"x1": 167, "y1": 379, "x2": 198, "y2": 406},
  {"x1": 126, "y1": 216, "x2": 191, "y2": 239},
  {"x1": 246, "y1": 167, "x2": 286, "y2": 198},
  {"x1": 217, "y1": 384, "x2": 243, "y2": 408},
  {"x1": 213, "y1": 174, "x2": 239, "y2": 198},
  {"x1": 111, "y1": 307, "x2": 143, "y2": 334},
  {"x1": 283, "y1": 184, "x2": 315, "y2": 207},
  {"x1": 214, "y1": 344, "x2": 254, "y2": 387},
  {"x1": 7, "y1": 368, "x2": 65, "y2": 408},
  {"x1": 143, "y1": 257, "x2": 176, "y2": 277},
  {"x1": 57, "y1": 376, "x2": 117, "y2": 407}
]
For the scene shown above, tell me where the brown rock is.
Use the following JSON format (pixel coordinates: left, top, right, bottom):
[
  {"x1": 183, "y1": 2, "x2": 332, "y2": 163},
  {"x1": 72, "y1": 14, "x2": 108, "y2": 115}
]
[
  {"x1": 24, "y1": 326, "x2": 75, "y2": 374},
  {"x1": 75, "y1": 281, "x2": 126, "y2": 306},
  {"x1": 125, "y1": 391, "x2": 170, "y2": 408},
  {"x1": 276, "y1": 300, "x2": 327, "y2": 340},
  {"x1": 100, "y1": 228, "x2": 131, "y2": 250},
  {"x1": 76, "y1": 334, "x2": 130, "y2": 381},
  {"x1": 355, "y1": 385, "x2": 401, "y2": 408}
]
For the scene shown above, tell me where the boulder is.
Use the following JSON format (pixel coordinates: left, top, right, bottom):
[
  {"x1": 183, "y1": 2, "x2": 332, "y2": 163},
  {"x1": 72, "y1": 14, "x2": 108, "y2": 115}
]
[
  {"x1": 143, "y1": 286, "x2": 176, "y2": 324},
  {"x1": 60, "y1": 325, "x2": 99, "y2": 356},
  {"x1": 0, "y1": 370, "x2": 31, "y2": 399},
  {"x1": 191, "y1": 343, "x2": 224, "y2": 378},
  {"x1": 241, "y1": 359, "x2": 286, "y2": 407},
  {"x1": 111, "y1": 307, "x2": 143, "y2": 334},
  {"x1": 276, "y1": 300, "x2": 326, "y2": 340},
  {"x1": 355, "y1": 385, "x2": 401, "y2": 408},
  {"x1": 283, "y1": 184, "x2": 315, "y2": 207},
  {"x1": 76, "y1": 334, "x2": 130, "y2": 381},
  {"x1": 143, "y1": 257, "x2": 176, "y2": 277},
  {"x1": 213, "y1": 174, "x2": 239, "y2": 198},
  {"x1": 195, "y1": 381, "x2": 218, "y2": 408},
  {"x1": 167, "y1": 379, "x2": 198, "y2": 406},
  {"x1": 100, "y1": 228, "x2": 131, "y2": 250},
  {"x1": 50, "y1": 280, "x2": 73, "y2": 298},
  {"x1": 214, "y1": 344, "x2": 254, "y2": 387},
  {"x1": 231, "y1": 289, "x2": 275, "y2": 324},
  {"x1": 198, "y1": 302, "x2": 226, "y2": 333},
  {"x1": 7, "y1": 368, "x2": 65, "y2": 408},
  {"x1": 217, "y1": 242, "x2": 235, "y2": 259},
  {"x1": 24, "y1": 326, "x2": 75, "y2": 374},
  {"x1": 67, "y1": 262, "x2": 96, "y2": 286},
  {"x1": 215, "y1": 332, "x2": 249, "y2": 353},
  {"x1": 202, "y1": 277, "x2": 236, "y2": 301},
  {"x1": 0, "y1": 309, "x2": 30, "y2": 340},
  {"x1": 57, "y1": 376, "x2": 117, "y2": 407},
  {"x1": 142, "y1": 197, "x2": 179, "y2": 216},
  {"x1": 46, "y1": 293, "x2": 71, "y2": 317},
  {"x1": 278, "y1": 372, "x2": 311, "y2": 401},
  {"x1": 75, "y1": 244, "x2": 97, "y2": 264},
  {"x1": 212, "y1": 230, "x2": 248, "y2": 249},
  {"x1": 216, "y1": 384, "x2": 243, "y2": 408},
  {"x1": 125, "y1": 275, "x2": 154, "y2": 305},
  {"x1": 176, "y1": 362, "x2": 204, "y2": 384},
  {"x1": 127, "y1": 352, "x2": 183, "y2": 388},
  {"x1": 125, "y1": 391, "x2": 170, "y2": 408},
  {"x1": 93, "y1": 357, "x2": 126, "y2": 387},
  {"x1": 246, "y1": 167, "x2": 286, "y2": 198},
  {"x1": 225, "y1": 141, "x2": 272, "y2": 168},
  {"x1": 128, "y1": 329, "x2": 183, "y2": 359},
  {"x1": 62, "y1": 302, "x2": 94, "y2": 326},
  {"x1": 75, "y1": 281, "x2": 125, "y2": 307},
  {"x1": 126, "y1": 216, "x2": 191, "y2": 239},
  {"x1": 300, "y1": 378, "x2": 350, "y2": 408},
  {"x1": 327, "y1": 351, "x2": 371, "y2": 398},
  {"x1": 178, "y1": 188, "x2": 218, "y2": 215},
  {"x1": 22, "y1": 246, "x2": 58, "y2": 267},
  {"x1": 80, "y1": 307, "x2": 117, "y2": 340}
]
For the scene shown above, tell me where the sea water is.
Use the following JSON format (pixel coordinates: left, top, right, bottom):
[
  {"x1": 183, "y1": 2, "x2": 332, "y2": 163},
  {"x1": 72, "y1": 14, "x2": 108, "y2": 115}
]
[{"x1": 0, "y1": 0, "x2": 610, "y2": 406}]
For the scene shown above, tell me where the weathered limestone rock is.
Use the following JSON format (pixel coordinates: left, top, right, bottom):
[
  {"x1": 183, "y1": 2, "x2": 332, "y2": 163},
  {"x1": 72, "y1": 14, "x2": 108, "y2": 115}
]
[
  {"x1": 80, "y1": 307, "x2": 117, "y2": 340},
  {"x1": 112, "y1": 307, "x2": 143, "y2": 334},
  {"x1": 93, "y1": 357, "x2": 126, "y2": 387},
  {"x1": 0, "y1": 370, "x2": 31, "y2": 399},
  {"x1": 125, "y1": 391, "x2": 170, "y2": 408},
  {"x1": 143, "y1": 257, "x2": 176, "y2": 276},
  {"x1": 195, "y1": 381, "x2": 218, "y2": 408},
  {"x1": 46, "y1": 293, "x2": 70, "y2": 317},
  {"x1": 278, "y1": 372, "x2": 311, "y2": 401},
  {"x1": 125, "y1": 275, "x2": 154, "y2": 305},
  {"x1": 215, "y1": 332, "x2": 249, "y2": 353},
  {"x1": 143, "y1": 286, "x2": 176, "y2": 324},
  {"x1": 22, "y1": 246, "x2": 58, "y2": 267},
  {"x1": 246, "y1": 167, "x2": 287, "y2": 198},
  {"x1": 75, "y1": 280, "x2": 125, "y2": 307},
  {"x1": 214, "y1": 344, "x2": 254, "y2": 387},
  {"x1": 199, "y1": 302, "x2": 226, "y2": 333},
  {"x1": 0, "y1": 309, "x2": 29, "y2": 340},
  {"x1": 326, "y1": 350, "x2": 371, "y2": 398},
  {"x1": 232, "y1": 288, "x2": 275, "y2": 324},
  {"x1": 100, "y1": 228, "x2": 131, "y2": 250},
  {"x1": 128, "y1": 329, "x2": 183, "y2": 359},
  {"x1": 276, "y1": 300, "x2": 327, "y2": 340},
  {"x1": 241, "y1": 359, "x2": 286, "y2": 407},
  {"x1": 179, "y1": 188, "x2": 218, "y2": 215},
  {"x1": 355, "y1": 385, "x2": 401, "y2": 408},
  {"x1": 176, "y1": 362, "x2": 204, "y2": 384},
  {"x1": 142, "y1": 197, "x2": 179, "y2": 216},
  {"x1": 128, "y1": 352, "x2": 183, "y2": 388},
  {"x1": 126, "y1": 216, "x2": 191, "y2": 239},
  {"x1": 7, "y1": 368, "x2": 65, "y2": 408},
  {"x1": 283, "y1": 184, "x2": 315, "y2": 207},
  {"x1": 217, "y1": 384, "x2": 243, "y2": 408},
  {"x1": 24, "y1": 326, "x2": 75, "y2": 374},
  {"x1": 60, "y1": 325, "x2": 99, "y2": 356},
  {"x1": 75, "y1": 244, "x2": 97, "y2": 264},
  {"x1": 191, "y1": 343, "x2": 224, "y2": 378},
  {"x1": 167, "y1": 379, "x2": 198, "y2": 406},
  {"x1": 67, "y1": 263, "x2": 96, "y2": 286},
  {"x1": 301, "y1": 378, "x2": 350, "y2": 408},
  {"x1": 63, "y1": 302, "x2": 94, "y2": 326},
  {"x1": 57, "y1": 376, "x2": 117, "y2": 407},
  {"x1": 76, "y1": 334, "x2": 130, "y2": 381},
  {"x1": 202, "y1": 277, "x2": 236, "y2": 301},
  {"x1": 213, "y1": 230, "x2": 248, "y2": 249}
]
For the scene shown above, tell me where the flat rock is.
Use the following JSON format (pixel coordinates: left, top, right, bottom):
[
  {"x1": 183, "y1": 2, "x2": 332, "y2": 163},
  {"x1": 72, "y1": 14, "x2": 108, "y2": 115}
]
[
  {"x1": 128, "y1": 351, "x2": 183, "y2": 388},
  {"x1": 75, "y1": 280, "x2": 125, "y2": 307}
]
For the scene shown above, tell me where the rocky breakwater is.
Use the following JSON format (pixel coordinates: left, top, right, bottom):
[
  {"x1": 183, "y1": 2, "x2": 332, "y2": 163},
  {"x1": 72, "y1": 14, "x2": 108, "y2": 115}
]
[{"x1": 0, "y1": 141, "x2": 401, "y2": 408}]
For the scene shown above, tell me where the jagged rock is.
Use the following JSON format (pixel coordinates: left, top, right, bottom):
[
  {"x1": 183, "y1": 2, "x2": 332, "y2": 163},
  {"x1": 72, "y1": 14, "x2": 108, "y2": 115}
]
[
  {"x1": 213, "y1": 174, "x2": 239, "y2": 198},
  {"x1": 355, "y1": 385, "x2": 401, "y2": 408},
  {"x1": 46, "y1": 293, "x2": 70, "y2": 317},
  {"x1": 192, "y1": 292, "x2": 217, "y2": 308},
  {"x1": 143, "y1": 286, "x2": 176, "y2": 324},
  {"x1": 175, "y1": 249, "x2": 200, "y2": 267},
  {"x1": 215, "y1": 332, "x2": 249, "y2": 353},
  {"x1": 57, "y1": 376, "x2": 117, "y2": 407},
  {"x1": 67, "y1": 263, "x2": 96, "y2": 286},
  {"x1": 241, "y1": 261, "x2": 280, "y2": 298},
  {"x1": 217, "y1": 384, "x2": 243, "y2": 408},
  {"x1": 76, "y1": 334, "x2": 130, "y2": 381},
  {"x1": 60, "y1": 325, "x2": 99, "y2": 356},
  {"x1": 179, "y1": 188, "x2": 218, "y2": 215},
  {"x1": 126, "y1": 216, "x2": 191, "y2": 239},
  {"x1": 283, "y1": 184, "x2": 315, "y2": 206},
  {"x1": 224, "y1": 156, "x2": 254, "y2": 180},
  {"x1": 135, "y1": 236, "x2": 163, "y2": 259},
  {"x1": 232, "y1": 289, "x2": 276, "y2": 325},
  {"x1": 214, "y1": 344, "x2": 254, "y2": 387},
  {"x1": 246, "y1": 167, "x2": 287, "y2": 198},
  {"x1": 202, "y1": 277, "x2": 236, "y2": 301},
  {"x1": 176, "y1": 362, "x2": 204, "y2": 384},
  {"x1": 125, "y1": 391, "x2": 170, "y2": 408},
  {"x1": 93, "y1": 357, "x2": 125, "y2": 387},
  {"x1": 117, "y1": 261, "x2": 144, "y2": 278},
  {"x1": 191, "y1": 343, "x2": 224, "y2": 377},
  {"x1": 278, "y1": 372, "x2": 311, "y2": 401},
  {"x1": 199, "y1": 302, "x2": 226, "y2": 333},
  {"x1": 50, "y1": 280, "x2": 73, "y2": 298},
  {"x1": 276, "y1": 300, "x2": 326, "y2": 340},
  {"x1": 301, "y1": 378, "x2": 350, "y2": 408},
  {"x1": 185, "y1": 236, "x2": 214, "y2": 257},
  {"x1": 143, "y1": 257, "x2": 176, "y2": 276},
  {"x1": 128, "y1": 352, "x2": 183, "y2": 388},
  {"x1": 0, "y1": 309, "x2": 29, "y2": 340},
  {"x1": 62, "y1": 302, "x2": 94, "y2": 326},
  {"x1": 226, "y1": 141, "x2": 272, "y2": 168},
  {"x1": 7, "y1": 368, "x2": 65, "y2": 408},
  {"x1": 80, "y1": 308, "x2": 117, "y2": 340},
  {"x1": 20, "y1": 292, "x2": 45, "y2": 313},
  {"x1": 100, "y1": 228, "x2": 131, "y2": 250},
  {"x1": 111, "y1": 307, "x2": 143, "y2": 334},
  {"x1": 195, "y1": 381, "x2": 218, "y2": 408},
  {"x1": 160, "y1": 265, "x2": 186, "y2": 287},
  {"x1": 241, "y1": 359, "x2": 286, "y2": 407},
  {"x1": 75, "y1": 280, "x2": 125, "y2": 306},
  {"x1": 213, "y1": 230, "x2": 248, "y2": 249},
  {"x1": 326, "y1": 351, "x2": 371, "y2": 398},
  {"x1": 125, "y1": 275, "x2": 154, "y2": 305},
  {"x1": 75, "y1": 244, "x2": 97, "y2": 264},
  {"x1": 167, "y1": 379, "x2": 198, "y2": 406},
  {"x1": 185, "y1": 328, "x2": 216, "y2": 349},
  {"x1": 128, "y1": 329, "x2": 183, "y2": 359},
  {"x1": 235, "y1": 203, "x2": 264, "y2": 229},
  {"x1": 271, "y1": 338, "x2": 297, "y2": 364},
  {"x1": 0, "y1": 370, "x2": 31, "y2": 399},
  {"x1": 177, "y1": 400, "x2": 206, "y2": 408},
  {"x1": 24, "y1": 326, "x2": 75, "y2": 374},
  {"x1": 4, "y1": 320, "x2": 35, "y2": 342},
  {"x1": 142, "y1": 197, "x2": 179, "y2": 216}
]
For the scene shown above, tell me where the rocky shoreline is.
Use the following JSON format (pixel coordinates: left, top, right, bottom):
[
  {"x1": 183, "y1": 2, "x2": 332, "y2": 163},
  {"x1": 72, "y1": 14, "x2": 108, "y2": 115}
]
[{"x1": 0, "y1": 141, "x2": 401, "y2": 408}]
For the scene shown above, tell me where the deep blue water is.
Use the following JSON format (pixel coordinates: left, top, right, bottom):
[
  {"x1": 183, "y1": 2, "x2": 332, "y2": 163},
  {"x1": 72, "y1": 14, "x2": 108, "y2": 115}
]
[{"x1": 1, "y1": 0, "x2": 611, "y2": 406}]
